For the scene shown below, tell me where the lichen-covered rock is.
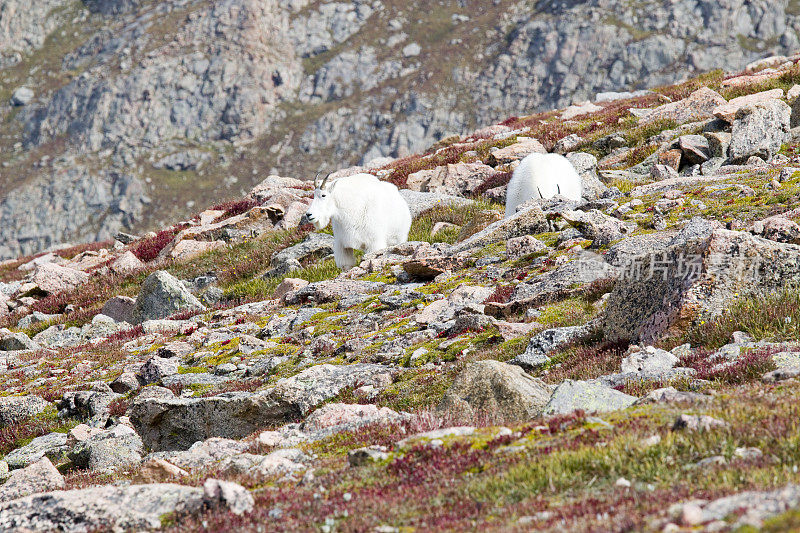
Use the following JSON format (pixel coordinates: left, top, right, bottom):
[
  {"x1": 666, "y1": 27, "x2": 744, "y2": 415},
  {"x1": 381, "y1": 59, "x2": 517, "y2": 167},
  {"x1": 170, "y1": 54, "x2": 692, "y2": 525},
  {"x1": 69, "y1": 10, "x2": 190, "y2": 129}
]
[
  {"x1": 543, "y1": 380, "x2": 637, "y2": 415},
  {"x1": 561, "y1": 210, "x2": 637, "y2": 247},
  {"x1": 566, "y1": 152, "x2": 607, "y2": 199},
  {"x1": 0, "y1": 330, "x2": 40, "y2": 352},
  {"x1": 31, "y1": 263, "x2": 90, "y2": 294},
  {"x1": 148, "y1": 438, "x2": 249, "y2": 472},
  {"x1": 509, "y1": 325, "x2": 592, "y2": 369},
  {"x1": 131, "y1": 363, "x2": 394, "y2": 451},
  {"x1": 137, "y1": 356, "x2": 179, "y2": 385},
  {"x1": 496, "y1": 256, "x2": 617, "y2": 313},
  {"x1": 0, "y1": 482, "x2": 250, "y2": 531},
  {"x1": 620, "y1": 346, "x2": 679, "y2": 373},
  {"x1": 284, "y1": 279, "x2": 386, "y2": 305},
  {"x1": 728, "y1": 99, "x2": 791, "y2": 163},
  {"x1": 264, "y1": 233, "x2": 334, "y2": 278},
  {"x1": 0, "y1": 458, "x2": 64, "y2": 501},
  {"x1": 3, "y1": 432, "x2": 69, "y2": 469},
  {"x1": 604, "y1": 218, "x2": 800, "y2": 343},
  {"x1": 0, "y1": 395, "x2": 49, "y2": 427},
  {"x1": 643, "y1": 87, "x2": 726, "y2": 124},
  {"x1": 438, "y1": 360, "x2": 553, "y2": 422},
  {"x1": 129, "y1": 271, "x2": 205, "y2": 324},
  {"x1": 451, "y1": 204, "x2": 548, "y2": 253},
  {"x1": 67, "y1": 425, "x2": 144, "y2": 473}
]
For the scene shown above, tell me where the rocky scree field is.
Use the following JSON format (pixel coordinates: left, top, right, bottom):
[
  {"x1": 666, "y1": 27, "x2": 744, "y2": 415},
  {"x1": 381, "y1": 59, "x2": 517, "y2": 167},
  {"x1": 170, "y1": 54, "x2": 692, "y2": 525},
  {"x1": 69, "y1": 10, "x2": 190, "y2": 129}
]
[
  {"x1": 7, "y1": 54, "x2": 800, "y2": 532},
  {"x1": 1, "y1": 0, "x2": 800, "y2": 259}
]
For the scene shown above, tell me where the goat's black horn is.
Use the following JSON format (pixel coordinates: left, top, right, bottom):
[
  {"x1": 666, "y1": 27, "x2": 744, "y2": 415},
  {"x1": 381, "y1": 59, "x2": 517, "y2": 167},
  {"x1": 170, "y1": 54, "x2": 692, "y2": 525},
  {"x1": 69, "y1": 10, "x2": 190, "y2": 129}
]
[{"x1": 319, "y1": 172, "x2": 332, "y2": 189}]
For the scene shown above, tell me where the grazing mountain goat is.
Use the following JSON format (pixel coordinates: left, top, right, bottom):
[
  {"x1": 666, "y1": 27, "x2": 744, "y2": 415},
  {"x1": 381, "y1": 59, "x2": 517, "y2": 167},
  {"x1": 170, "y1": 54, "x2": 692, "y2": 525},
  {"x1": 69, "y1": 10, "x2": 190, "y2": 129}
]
[
  {"x1": 305, "y1": 173, "x2": 412, "y2": 269},
  {"x1": 505, "y1": 153, "x2": 582, "y2": 217}
]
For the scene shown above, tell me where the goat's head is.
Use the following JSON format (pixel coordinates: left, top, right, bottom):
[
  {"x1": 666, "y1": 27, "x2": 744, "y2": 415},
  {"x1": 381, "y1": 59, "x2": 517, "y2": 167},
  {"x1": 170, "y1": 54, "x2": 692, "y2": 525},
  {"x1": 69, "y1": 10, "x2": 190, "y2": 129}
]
[{"x1": 305, "y1": 172, "x2": 337, "y2": 230}]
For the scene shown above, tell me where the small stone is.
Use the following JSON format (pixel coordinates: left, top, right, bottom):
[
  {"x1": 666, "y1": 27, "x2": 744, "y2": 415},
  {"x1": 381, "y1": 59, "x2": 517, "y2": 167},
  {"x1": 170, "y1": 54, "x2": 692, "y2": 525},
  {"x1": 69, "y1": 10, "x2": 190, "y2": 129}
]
[
  {"x1": 431, "y1": 222, "x2": 459, "y2": 238},
  {"x1": 110, "y1": 251, "x2": 144, "y2": 275},
  {"x1": 402, "y1": 42, "x2": 421, "y2": 57},
  {"x1": 10, "y1": 87, "x2": 33, "y2": 106},
  {"x1": 672, "y1": 414, "x2": 727, "y2": 432},
  {"x1": 561, "y1": 101, "x2": 602, "y2": 120},
  {"x1": 621, "y1": 346, "x2": 678, "y2": 373},
  {"x1": 348, "y1": 445, "x2": 390, "y2": 467},
  {"x1": 650, "y1": 164, "x2": 679, "y2": 181},
  {"x1": 553, "y1": 133, "x2": 584, "y2": 154},
  {"x1": 137, "y1": 356, "x2": 179, "y2": 384},
  {"x1": 733, "y1": 447, "x2": 763, "y2": 460},
  {"x1": 133, "y1": 458, "x2": 189, "y2": 483},
  {"x1": 506, "y1": 235, "x2": 548, "y2": 259},
  {"x1": 680, "y1": 503, "x2": 704, "y2": 526}
]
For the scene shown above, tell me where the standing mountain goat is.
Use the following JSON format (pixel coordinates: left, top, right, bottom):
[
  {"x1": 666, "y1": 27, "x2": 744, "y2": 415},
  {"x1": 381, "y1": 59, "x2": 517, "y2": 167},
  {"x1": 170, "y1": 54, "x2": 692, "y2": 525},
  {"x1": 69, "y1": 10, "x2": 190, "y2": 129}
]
[
  {"x1": 505, "y1": 152, "x2": 582, "y2": 217},
  {"x1": 305, "y1": 173, "x2": 412, "y2": 269}
]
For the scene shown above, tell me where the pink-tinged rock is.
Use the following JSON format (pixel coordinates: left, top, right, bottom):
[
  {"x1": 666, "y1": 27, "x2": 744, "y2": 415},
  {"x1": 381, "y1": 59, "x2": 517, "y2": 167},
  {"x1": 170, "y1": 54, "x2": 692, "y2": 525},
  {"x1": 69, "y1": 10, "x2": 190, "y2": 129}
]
[
  {"x1": 110, "y1": 251, "x2": 144, "y2": 276},
  {"x1": 0, "y1": 457, "x2": 64, "y2": 501},
  {"x1": 275, "y1": 200, "x2": 311, "y2": 230},
  {"x1": 303, "y1": 403, "x2": 402, "y2": 432},
  {"x1": 248, "y1": 175, "x2": 309, "y2": 203},
  {"x1": 657, "y1": 149, "x2": 682, "y2": 171},
  {"x1": 745, "y1": 55, "x2": 792, "y2": 73},
  {"x1": 722, "y1": 70, "x2": 784, "y2": 88},
  {"x1": 65, "y1": 249, "x2": 112, "y2": 271},
  {"x1": 133, "y1": 458, "x2": 189, "y2": 483},
  {"x1": 327, "y1": 166, "x2": 368, "y2": 180},
  {"x1": 18, "y1": 252, "x2": 62, "y2": 272},
  {"x1": 643, "y1": 87, "x2": 726, "y2": 124},
  {"x1": 32, "y1": 263, "x2": 89, "y2": 294},
  {"x1": 198, "y1": 209, "x2": 225, "y2": 225},
  {"x1": 66, "y1": 424, "x2": 104, "y2": 447},
  {"x1": 403, "y1": 255, "x2": 471, "y2": 279},
  {"x1": 496, "y1": 321, "x2": 538, "y2": 340},
  {"x1": 0, "y1": 293, "x2": 9, "y2": 316},
  {"x1": 713, "y1": 89, "x2": 785, "y2": 122},
  {"x1": 168, "y1": 239, "x2": 225, "y2": 262},
  {"x1": 406, "y1": 162, "x2": 495, "y2": 195},
  {"x1": 273, "y1": 278, "x2": 309, "y2": 301},
  {"x1": 431, "y1": 222, "x2": 460, "y2": 238},
  {"x1": 506, "y1": 235, "x2": 549, "y2": 259},
  {"x1": 752, "y1": 215, "x2": 800, "y2": 245},
  {"x1": 561, "y1": 101, "x2": 602, "y2": 120},
  {"x1": 472, "y1": 124, "x2": 512, "y2": 138},
  {"x1": 486, "y1": 138, "x2": 547, "y2": 166}
]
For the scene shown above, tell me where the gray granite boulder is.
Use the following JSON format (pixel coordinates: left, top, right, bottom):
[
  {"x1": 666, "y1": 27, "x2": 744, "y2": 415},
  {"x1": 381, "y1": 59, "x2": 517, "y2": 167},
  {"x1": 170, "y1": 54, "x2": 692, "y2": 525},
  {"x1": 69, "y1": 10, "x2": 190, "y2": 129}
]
[
  {"x1": 438, "y1": 360, "x2": 553, "y2": 422},
  {"x1": 129, "y1": 271, "x2": 205, "y2": 325}
]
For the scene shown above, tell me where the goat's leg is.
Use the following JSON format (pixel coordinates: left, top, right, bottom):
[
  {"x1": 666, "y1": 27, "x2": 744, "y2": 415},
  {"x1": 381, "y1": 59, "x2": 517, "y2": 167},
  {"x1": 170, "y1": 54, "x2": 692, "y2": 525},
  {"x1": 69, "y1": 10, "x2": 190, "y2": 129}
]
[{"x1": 334, "y1": 242, "x2": 357, "y2": 270}]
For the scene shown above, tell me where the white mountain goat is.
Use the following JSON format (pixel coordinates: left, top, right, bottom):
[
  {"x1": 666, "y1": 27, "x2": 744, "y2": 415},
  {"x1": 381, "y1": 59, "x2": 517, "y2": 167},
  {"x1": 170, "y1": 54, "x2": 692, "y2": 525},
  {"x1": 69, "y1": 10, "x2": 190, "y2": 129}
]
[
  {"x1": 305, "y1": 172, "x2": 412, "y2": 269},
  {"x1": 505, "y1": 152, "x2": 582, "y2": 217}
]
